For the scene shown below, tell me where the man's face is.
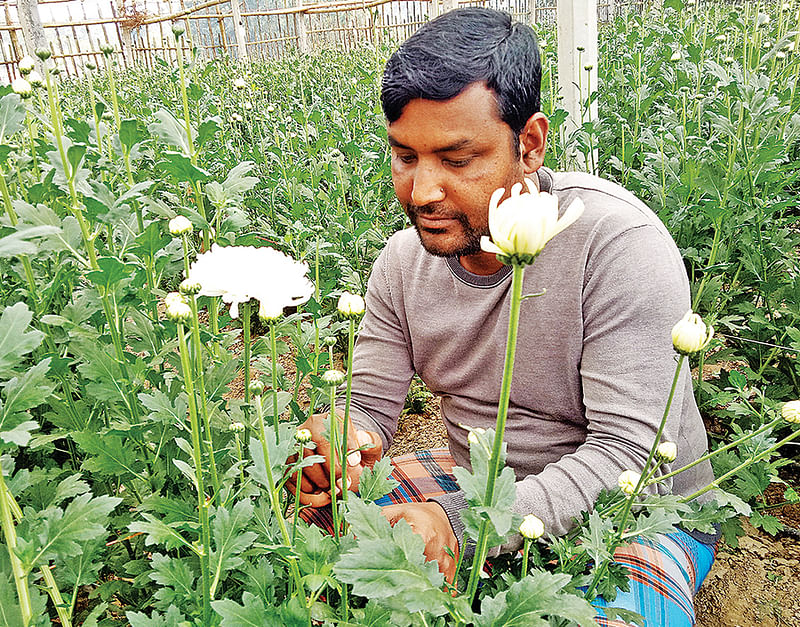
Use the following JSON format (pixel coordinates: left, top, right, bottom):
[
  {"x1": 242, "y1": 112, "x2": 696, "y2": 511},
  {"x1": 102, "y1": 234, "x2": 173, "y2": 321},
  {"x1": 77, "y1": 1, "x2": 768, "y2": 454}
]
[{"x1": 387, "y1": 82, "x2": 525, "y2": 263}]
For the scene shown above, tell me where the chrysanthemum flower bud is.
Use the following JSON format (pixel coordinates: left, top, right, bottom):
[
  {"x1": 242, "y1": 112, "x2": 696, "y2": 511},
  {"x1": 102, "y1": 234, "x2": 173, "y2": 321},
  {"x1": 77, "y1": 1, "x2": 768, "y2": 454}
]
[
  {"x1": 671, "y1": 310, "x2": 713, "y2": 355},
  {"x1": 258, "y1": 300, "x2": 283, "y2": 322},
  {"x1": 230, "y1": 112, "x2": 243, "y2": 123},
  {"x1": 757, "y1": 13, "x2": 771, "y2": 27},
  {"x1": 519, "y1": 514, "x2": 545, "y2": 540},
  {"x1": 233, "y1": 77, "x2": 247, "y2": 90},
  {"x1": 18, "y1": 55, "x2": 35, "y2": 75},
  {"x1": 724, "y1": 56, "x2": 736, "y2": 64},
  {"x1": 86, "y1": 61, "x2": 97, "y2": 71},
  {"x1": 100, "y1": 43, "x2": 115, "y2": 56},
  {"x1": 337, "y1": 292, "x2": 365, "y2": 317},
  {"x1": 228, "y1": 421, "x2": 245, "y2": 433},
  {"x1": 27, "y1": 71, "x2": 43, "y2": 87},
  {"x1": 267, "y1": 104, "x2": 275, "y2": 113},
  {"x1": 656, "y1": 441, "x2": 678, "y2": 463},
  {"x1": 583, "y1": 64, "x2": 593, "y2": 71},
  {"x1": 295, "y1": 428, "x2": 313, "y2": 443},
  {"x1": 781, "y1": 400, "x2": 800, "y2": 424},
  {"x1": 782, "y1": 2, "x2": 792, "y2": 10},
  {"x1": 467, "y1": 427, "x2": 486, "y2": 446},
  {"x1": 169, "y1": 215, "x2": 193, "y2": 236},
  {"x1": 321, "y1": 369, "x2": 346, "y2": 387},
  {"x1": 243, "y1": 101, "x2": 253, "y2": 110},
  {"x1": 12, "y1": 78, "x2": 32, "y2": 99},
  {"x1": 101, "y1": 110, "x2": 113, "y2": 121},
  {"x1": 248, "y1": 380, "x2": 265, "y2": 397},
  {"x1": 323, "y1": 336, "x2": 337, "y2": 347},
  {"x1": 776, "y1": 51, "x2": 787, "y2": 60},
  {"x1": 715, "y1": 34, "x2": 726, "y2": 43},
  {"x1": 164, "y1": 292, "x2": 191, "y2": 323},
  {"x1": 670, "y1": 50, "x2": 681, "y2": 62},
  {"x1": 35, "y1": 48, "x2": 52, "y2": 61},
  {"x1": 618, "y1": 470, "x2": 641, "y2": 496},
  {"x1": 179, "y1": 278, "x2": 201, "y2": 295},
  {"x1": 172, "y1": 22, "x2": 186, "y2": 38}
]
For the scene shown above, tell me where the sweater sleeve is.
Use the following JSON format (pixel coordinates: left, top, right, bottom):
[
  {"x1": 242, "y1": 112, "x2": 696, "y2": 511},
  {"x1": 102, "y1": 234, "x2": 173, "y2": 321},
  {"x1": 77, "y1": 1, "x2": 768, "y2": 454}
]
[{"x1": 345, "y1": 240, "x2": 415, "y2": 450}]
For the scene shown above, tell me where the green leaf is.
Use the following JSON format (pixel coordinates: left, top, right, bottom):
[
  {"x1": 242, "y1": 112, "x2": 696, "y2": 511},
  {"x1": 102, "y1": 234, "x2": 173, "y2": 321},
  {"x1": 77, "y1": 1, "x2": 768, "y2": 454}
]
[
  {"x1": 148, "y1": 109, "x2": 192, "y2": 155},
  {"x1": 66, "y1": 143, "x2": 87, "y2": 178},
  {"x1": 205, "y1": 161, "x2": 259, "y2": 208},
  {"x1": 139, "y1": 388, "x2": 187, "y2": 426},
  {"x1": 197, "y1": 116, "x2": 221, "y2": 147},
  {"x1": 210, "y1": 500, "x2": 258, "y2": 582},
  {"x1": 0, "y1": 93, "x2": 25, "y2": 141},
  {"x1": 132, "y1": 221, "x2": 170, "y2": 259},
  {"x1": 157, "y1": 151, "x2": 210, "y2": 184},
  {"x1": 211, "y1": 592, "x2": 284, "y2": 626},
  {"x1": 72, "y1": 432, "x2": 146, "y2": 480},
  {"x1": 86, "y1": 256, "x2": 136, "y2": 291},
  {"x1": 750, "y1": 509, "x2": 784, "y2": 535},
  {"x1": 296, "y1": 525, "x2": 338, "y2": 589},
  {"x1": 246, "y1": 425, "x2": 295, "y2": 490},
  {"x1": 335, "y1": 497, "x2": 448, "y2": 615},
  {"x1": 0, "y1": 226, "x2": 60, "y2": 258},
  {"x1": 128, "y1": 513, "x2": 196, "y2": 553},
  {"x1": 16, "y1": 493, "x2": 121, "y2": 570},
  {"x1": 578, "y1": 510, "x2": 614, "y2": 564},
  {"x1": 474, "y1": 572, "x2": 598, "y2": 627},
  {"x1": 0, "y1": 359, "x2": 55, "y2": 447},
  {"x1": 148, "y1": 552, "x2": 197, "y2": 612},
  {"x1": 127, "y1": 606, "x2": 187, "y2": 627},
  {"x1": 357, "y1": 457, "x2": 399, "y2": 502},
  {"x1": 0, "y1": 303, "x2": 44, "y2": 379},
  {"x1": 119, "y1": 118, "x2": 145, "y2": 152}
]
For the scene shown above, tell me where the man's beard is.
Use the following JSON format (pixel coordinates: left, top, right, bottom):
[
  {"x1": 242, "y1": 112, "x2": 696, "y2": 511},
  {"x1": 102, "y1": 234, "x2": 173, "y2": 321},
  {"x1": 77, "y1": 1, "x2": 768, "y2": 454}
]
[{"x1": 405, "y1": 203, "x2": 488, "y2": 258}]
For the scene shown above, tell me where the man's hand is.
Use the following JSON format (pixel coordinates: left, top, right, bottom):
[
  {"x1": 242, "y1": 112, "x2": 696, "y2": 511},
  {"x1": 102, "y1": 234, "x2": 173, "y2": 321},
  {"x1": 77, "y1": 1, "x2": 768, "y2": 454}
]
[
  {"x1": 285, "y1": 409, "x2": 383, "y2": 507},
  {"x1": 381, "y1": 502, "x2": 459, "y2": 585}
]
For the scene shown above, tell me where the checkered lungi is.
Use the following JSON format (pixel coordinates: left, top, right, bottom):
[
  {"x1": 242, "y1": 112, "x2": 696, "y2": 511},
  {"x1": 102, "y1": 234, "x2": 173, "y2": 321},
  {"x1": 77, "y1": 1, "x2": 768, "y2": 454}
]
[{"x1": 299, "y1": 449, "x2": 716, "y2": 627}]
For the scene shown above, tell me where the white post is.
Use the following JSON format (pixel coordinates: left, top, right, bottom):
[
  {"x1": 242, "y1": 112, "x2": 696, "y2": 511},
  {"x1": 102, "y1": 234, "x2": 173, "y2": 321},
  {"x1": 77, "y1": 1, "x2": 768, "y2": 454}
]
[
  {"x1": 441, "y1": 0, "x2": 457, "y2": 13},
  {"x1": 295, "y1": 0, "x2": 308, "y2": 53},
  {"x1": 557, "y1": 0, "x2": 599, "y2": 172},
  {"x1": 17, "y1": 0, "x2": 49, "y2": 59},
  {"x1": 230, "y1": 0, "x2": 249, "y2": 63}
]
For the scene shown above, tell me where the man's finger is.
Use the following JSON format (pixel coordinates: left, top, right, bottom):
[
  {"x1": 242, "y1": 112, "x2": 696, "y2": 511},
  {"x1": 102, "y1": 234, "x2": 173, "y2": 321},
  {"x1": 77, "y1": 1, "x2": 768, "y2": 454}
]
[
  {"x1": 300, "y1": 445, "x2": 330, "y2": 489},
  {"x1": 286, "y1": 479, "x2": 332, "y2": 507}
]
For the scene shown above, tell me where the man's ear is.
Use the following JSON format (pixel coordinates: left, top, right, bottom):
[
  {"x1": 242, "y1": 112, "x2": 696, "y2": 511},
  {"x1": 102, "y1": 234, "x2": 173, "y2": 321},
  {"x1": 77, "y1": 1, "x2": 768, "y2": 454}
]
[{"x1": 518, "y1": 112, "x2": 549, "y2": 175}]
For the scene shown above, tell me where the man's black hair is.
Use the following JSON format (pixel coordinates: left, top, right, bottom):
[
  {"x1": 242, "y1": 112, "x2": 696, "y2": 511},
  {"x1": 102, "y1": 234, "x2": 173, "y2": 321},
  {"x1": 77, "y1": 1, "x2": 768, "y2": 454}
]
[{"x1": 381, "y1": 8, "x2": 542, "y2": 136}]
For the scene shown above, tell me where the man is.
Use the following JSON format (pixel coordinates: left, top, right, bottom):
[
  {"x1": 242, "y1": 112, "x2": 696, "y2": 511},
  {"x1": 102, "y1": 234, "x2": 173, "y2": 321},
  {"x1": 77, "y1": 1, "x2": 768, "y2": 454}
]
[{"x1": 291, "y1": 8, "x2": 718, "y2": 624}]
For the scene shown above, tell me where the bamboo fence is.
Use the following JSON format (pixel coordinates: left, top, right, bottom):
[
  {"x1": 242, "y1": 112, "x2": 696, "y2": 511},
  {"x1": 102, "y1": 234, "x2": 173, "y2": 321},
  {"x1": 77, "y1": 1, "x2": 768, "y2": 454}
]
[{"x1": 0, "y1": 0, "x2": 632, "y2": 83}]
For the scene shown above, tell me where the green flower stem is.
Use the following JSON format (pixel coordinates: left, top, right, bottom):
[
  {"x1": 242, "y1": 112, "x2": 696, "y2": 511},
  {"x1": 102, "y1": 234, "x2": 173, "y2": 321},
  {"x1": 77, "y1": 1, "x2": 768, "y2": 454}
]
[
  {"x1": 24, "y1": 113, "x2": 40, "y2": 180},
  {"x1": 176, "y1": 321, "x2": 212, "y2": 625},
  {"x1": 292, "y1": 462, "x2": 302, "y2": 543},
  {"x1": 0, "y1": 167, "x2": 39, "y2": 315},
  {"x1": 97, "y1": 287, "x2": 139, "y2": 422},
  {"x1": 521, "y1": 537, "x2": 532, "y2": 578},
  {"x1": 44, "y1": 65, "x2": 98, "y2": 271},
  {"x1": 253, "y1": 395, "x2": 304, "y2": 592},
  {"x1": 86, "y1": 70, "x2": 103, "y2": 157},
  {"x1": 681, "y1": 426, "x2": 800, "y2": 503},
  {"x1": 465, "y1": 262, "x2": 525, "y2": 602},
  {"x1": 0, "y1": 471, "x2": 32, "y2": 626},
  {"x1": 341, "y1": 317, "x2": 356, "y2": 506},
  {"x1": 648, "y1": 416, "x2": 782, "y2": 487},
  {"x1": 269, "y1": 320, "x2": 281, "y2": 430},
  {"x1": 234, "y1": 432, "x2": 246, "y2": 486},
  {"x1": 584, "y1": 354, "x2": 687, "y2": 601},
  {"x1": 328, "y1": 382, "x2": 342, "y2": 539},
  {"x1": 242, "y1": 301, "x2": 252, "y2": 423},
  {"x1": 7, "y1": 494, "x2": 72, "y2": 627},
  {"x1": 189, "y1": 296, "x2": 220, "y2": 497},
  {"x1": 104, "y1": 56, "x2": 121, "y2": 130}
]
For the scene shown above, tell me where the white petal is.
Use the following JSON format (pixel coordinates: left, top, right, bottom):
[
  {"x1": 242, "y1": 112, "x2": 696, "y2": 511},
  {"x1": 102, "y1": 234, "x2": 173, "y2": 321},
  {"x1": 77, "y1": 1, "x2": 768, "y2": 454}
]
[
  {"x1": 480, "y1": 236, "x2": 504, "y2": 255},
  {"x1": 550, "y1": 197, "x2": 585, "y2": 238}
]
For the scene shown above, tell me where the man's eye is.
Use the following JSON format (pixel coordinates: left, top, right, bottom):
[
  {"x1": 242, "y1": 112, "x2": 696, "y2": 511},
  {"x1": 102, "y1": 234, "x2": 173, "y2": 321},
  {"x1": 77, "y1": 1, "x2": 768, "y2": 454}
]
[
  {"x1": 445, "y1": 158, "x2": 472, "y2": 168},
  {"x1": 397, "y1": 154, "x2": 416, "y2": 164}
]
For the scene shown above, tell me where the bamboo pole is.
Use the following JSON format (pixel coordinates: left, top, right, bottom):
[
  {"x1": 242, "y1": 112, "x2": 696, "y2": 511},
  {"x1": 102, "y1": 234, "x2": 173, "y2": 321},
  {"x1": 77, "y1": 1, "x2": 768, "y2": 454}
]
[{"x1": 230, "y1": 0, "x2": 249, "y2": 61}]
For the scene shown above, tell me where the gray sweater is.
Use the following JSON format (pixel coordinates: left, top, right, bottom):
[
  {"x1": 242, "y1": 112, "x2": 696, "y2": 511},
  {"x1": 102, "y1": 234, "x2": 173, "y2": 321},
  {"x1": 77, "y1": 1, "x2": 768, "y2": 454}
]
[{"x1": 347, "y1": 166, "x2": 716, "y2": 549}]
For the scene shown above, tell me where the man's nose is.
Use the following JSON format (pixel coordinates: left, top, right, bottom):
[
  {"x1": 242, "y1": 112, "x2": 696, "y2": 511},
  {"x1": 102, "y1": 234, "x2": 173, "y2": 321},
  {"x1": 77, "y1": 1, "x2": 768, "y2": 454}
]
[{"x1": 411, "y1": 164, "x2": 446, "y2": 207}]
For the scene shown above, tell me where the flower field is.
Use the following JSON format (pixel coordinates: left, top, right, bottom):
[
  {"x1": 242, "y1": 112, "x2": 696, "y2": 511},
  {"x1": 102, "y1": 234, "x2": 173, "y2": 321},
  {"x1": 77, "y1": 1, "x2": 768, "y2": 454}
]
[{"x1": 1, "y1": 0, "x2": 799, "y2": 625}]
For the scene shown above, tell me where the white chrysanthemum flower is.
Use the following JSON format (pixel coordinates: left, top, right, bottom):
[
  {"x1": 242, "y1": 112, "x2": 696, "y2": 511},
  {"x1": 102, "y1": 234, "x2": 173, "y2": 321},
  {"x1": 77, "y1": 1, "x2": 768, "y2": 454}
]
[
  {"x1": 12, "y1": 78, "x2": 32, "y2": 98},
  {"x1": 781, "y1": 400, "x2": 800, "y2": 424},
  {"x1": 480, "y1": 178, "x2": 583, "y2": 262},
  {"x1": 519, "y1": 514, "x2": 545, "y2": 540},
  {"x1": 321, "y1": 369, "x2": 346, "y2": 387},
  {"x1": 27, "y1": 71, "x2": 43, "y2": 87},
  {"x1": 337, "y1": 292, "x2": 365, "y2": 317},
  {"x1": 188, "y1": 244, "x2": 314, "y2": 319},
  {"x1": 656, "y1": 441, "x2": 677, "y2": 463},
  {"x1": 671, "y1": 310, "x2": 713, "y2": 355},
  {"x1": 670, "y1": 50, "x2": 681, "y2": 62},
  {"x1": 618, "y1": 470, "x2": 641, "y2": 496},
  {"x1": 295, "y1": 428, "x2": 313, "y2": 443},
  {"x1": 165, "y1": 292, "x2": 191, "y2": 322},
  {"x1": 169, "y1": 215, "x2": 193, "y2": 236},
  {"x1": 233, "y1": 77, "x2": 247, "y2": 90},
  {"x1": 18, "y1": 55, "x2": 35, "y2": 75}
]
